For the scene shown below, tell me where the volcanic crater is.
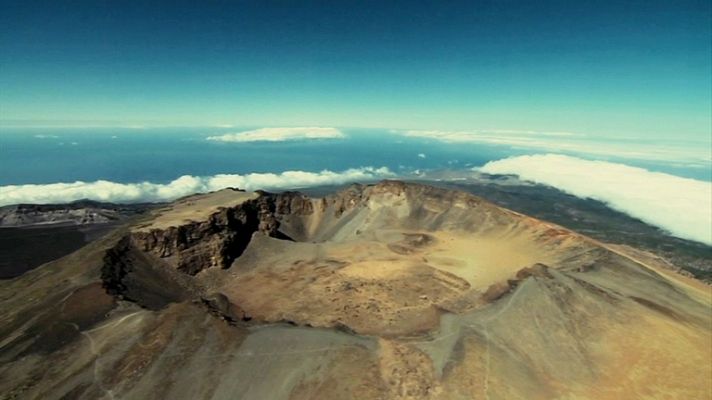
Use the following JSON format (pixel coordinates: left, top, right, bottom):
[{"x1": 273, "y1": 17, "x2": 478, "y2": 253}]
[{"x1": 1, "y1": 181, "x2": 710, "y2": 400}]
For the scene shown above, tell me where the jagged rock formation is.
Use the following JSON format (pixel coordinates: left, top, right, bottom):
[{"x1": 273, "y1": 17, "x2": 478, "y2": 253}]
[
  {"x1": 131, "y1": 194, "x2": 281, "y2": 275},
  {"x1": 0, "y1": 181, "x2": 710, "y2": 400}
]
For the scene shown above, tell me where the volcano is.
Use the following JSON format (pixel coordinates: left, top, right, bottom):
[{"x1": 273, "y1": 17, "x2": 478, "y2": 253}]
[{"x1": 1, "y1": 181, "x2": 709, "y2": 399}]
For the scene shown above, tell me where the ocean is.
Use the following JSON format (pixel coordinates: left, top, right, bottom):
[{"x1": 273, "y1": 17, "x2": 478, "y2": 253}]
[
  {"x1": 2, "y1": 127, "x2": 708, "y2": 187},
  {"x1": 0, "y1": 127, "x2": 515, "y2": 186}
]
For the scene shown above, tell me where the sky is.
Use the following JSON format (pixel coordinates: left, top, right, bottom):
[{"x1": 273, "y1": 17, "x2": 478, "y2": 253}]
[{"x1": 1, "y1": 0, "x2": 711, "y2": 142}]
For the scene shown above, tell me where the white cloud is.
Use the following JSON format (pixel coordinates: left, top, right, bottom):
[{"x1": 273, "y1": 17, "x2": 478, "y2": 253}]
[
  {"x1": 418, "y1": 153, "x2": 426, "y2": 159},
  {"x1": 480, "y1": 154, "x2": 712, "y2": 244},
  {"x1": 207, "y1": 127, "x2": 345, "y2": 142},
  {"x1": 0, "y1": 167, "x2": 393, "y2": 206},
  {"x1": 34, "y1": 134, "x2": 59, "y2": 139},
  {"x1": 395, "y1": 129, "x2": 710, "y2": 166},
  {"x1": 476, "y1": 129, "x2": 582, "y2": 137}
]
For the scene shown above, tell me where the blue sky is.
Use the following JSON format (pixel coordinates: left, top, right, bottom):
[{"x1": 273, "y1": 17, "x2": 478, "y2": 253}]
[{"x1": 1, "y1": 0, "x2": 710, "y2": 141}]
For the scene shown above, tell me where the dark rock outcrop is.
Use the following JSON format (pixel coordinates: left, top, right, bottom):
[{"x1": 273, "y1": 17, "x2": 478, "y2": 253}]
[{"x1": 201, "y1": 292, "x2": 252, "y2": 324}]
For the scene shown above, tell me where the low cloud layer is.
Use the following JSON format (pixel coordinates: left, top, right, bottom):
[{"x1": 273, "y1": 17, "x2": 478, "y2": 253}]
[
  {"x1": 396, "y1": 129, "x2": 710, "y2": 166},
  {"x1": 480, "y1": 154, "x2": 712, "y2": 244},
  {"x1": 207, "y1": 127, "x2": 345, "y2": 142},
  {"x1": 0, "y1": 167, "x2": 392, "y2": 206}
]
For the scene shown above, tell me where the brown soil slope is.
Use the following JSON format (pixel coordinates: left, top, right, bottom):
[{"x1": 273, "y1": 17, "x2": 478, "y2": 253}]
[{"x1": 0, "y1": 181, "x2": 710, "y2": 400}]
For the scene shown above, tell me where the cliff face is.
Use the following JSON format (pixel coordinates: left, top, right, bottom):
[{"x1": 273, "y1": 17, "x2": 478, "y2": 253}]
[
  {"x1": 129, "y1": 195, "x2": 288, "y2": 275},
  {"x1": 271, "y1": 190, "x2": 316, "y2": 216}
]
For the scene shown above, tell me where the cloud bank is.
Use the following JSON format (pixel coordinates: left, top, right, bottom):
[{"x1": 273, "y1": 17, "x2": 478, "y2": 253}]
[
  {"x1": 480, "y1": 154, "x2": 712, "y2": 244},
  {"x1": 207, "y1": 127, "x2": 345, "y2": 142},
  {"x1": 396, "y1": 129, "x2": 710, "y2": 166},
  {"x1": 0, "y1": 167, "x2": 393, "y2": 206}
]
